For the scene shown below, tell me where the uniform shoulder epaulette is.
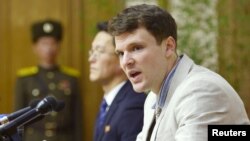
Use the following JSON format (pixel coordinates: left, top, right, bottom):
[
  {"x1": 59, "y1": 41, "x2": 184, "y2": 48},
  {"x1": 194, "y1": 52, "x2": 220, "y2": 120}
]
[
  {"x1": 17, "y1": 66, "x2": 39, "y2": 77},
  {"x1": 60, "y1": 66, "x2": 80, "y2": 77}
]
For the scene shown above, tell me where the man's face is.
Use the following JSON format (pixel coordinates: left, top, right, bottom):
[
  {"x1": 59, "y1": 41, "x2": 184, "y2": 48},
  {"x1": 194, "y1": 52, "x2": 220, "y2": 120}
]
[
  {"x1": 115, "y1": 27, "x2": 169, "y2": 93},
  {"x1": 33, "y1": 36, "x2": 60, "y2": 64},
  {"x1": 89, "y1": 31, "x2": 121, "y2": 84}
]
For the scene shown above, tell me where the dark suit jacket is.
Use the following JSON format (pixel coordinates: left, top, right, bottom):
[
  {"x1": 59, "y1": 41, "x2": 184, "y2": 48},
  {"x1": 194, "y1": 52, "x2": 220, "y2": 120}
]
[{"x1": 94, "y1": 81, "x2": 147, "y2": 141}]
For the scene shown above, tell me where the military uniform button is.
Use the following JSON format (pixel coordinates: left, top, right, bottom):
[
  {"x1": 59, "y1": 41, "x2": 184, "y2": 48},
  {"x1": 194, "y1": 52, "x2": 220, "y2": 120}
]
[
  {"x1": 45, "y1": 122, "x2": 57, "y2": 129},
  {"x1": 64, "y1": 89, "x2": 71, "y2": 95},
  {"x1": 44, "y1": 122, "x2": 57, "y2": 137},
  {"x1": 48, "y1": 83, "x2": 56, "y2": 90},
  {"x1": 32, "y1": 89, "x2": 40, "y2": 97},
  {"x1": 26, "y1": 127, "x2": 34, "y2": 134},
  {"x1": 45, "y1": 129, "x2": 55, "y2": 137},
  {"x1": 51, "y1": 111, "x2": 57, "y2": 117},
  {"x1": 47, "y1": 72, "x2": 54, "y2": 79}
]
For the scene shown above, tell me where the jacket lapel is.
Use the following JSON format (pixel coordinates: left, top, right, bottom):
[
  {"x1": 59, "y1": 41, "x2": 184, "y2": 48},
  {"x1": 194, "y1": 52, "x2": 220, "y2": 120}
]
[
  {"x1": 166, "y1": 54, "x2": 194, "y2": 106},
  {"x1": 97, "y1": 81, "x2": 130, "y2": 141},
  {"x1": 151, "y1": 54, "x2": 194, "y2": 140}
]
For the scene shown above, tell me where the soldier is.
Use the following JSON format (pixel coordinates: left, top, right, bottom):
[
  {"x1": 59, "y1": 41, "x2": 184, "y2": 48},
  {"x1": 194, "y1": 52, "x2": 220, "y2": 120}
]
[{"x1": 14, "y1": 19, "x2": 83, "y2": 141}]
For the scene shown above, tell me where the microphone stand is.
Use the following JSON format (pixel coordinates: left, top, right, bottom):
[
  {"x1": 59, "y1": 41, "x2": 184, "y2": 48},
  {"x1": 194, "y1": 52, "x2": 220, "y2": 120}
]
[
  {"x1": 17, "y1": 126, "x2": 24, "y2": 141},
  {"x1": 0, "y1": 129, "x2": 22, "y2": 141},
  {"x1": 0, "y1": 96, "x2": 62, "y2": 141},
  {"x1": 0, "y1": 134, "x2": 13, "y2": 141},
  {"x1": 0, "y1": 136, "x2": 9, "y2": 141}
]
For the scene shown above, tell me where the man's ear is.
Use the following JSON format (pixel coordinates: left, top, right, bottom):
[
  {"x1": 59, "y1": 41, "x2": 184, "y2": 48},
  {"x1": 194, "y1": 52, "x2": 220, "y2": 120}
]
[{"x1": 162, "y1": 36, "x2": 176, "y2": 57}]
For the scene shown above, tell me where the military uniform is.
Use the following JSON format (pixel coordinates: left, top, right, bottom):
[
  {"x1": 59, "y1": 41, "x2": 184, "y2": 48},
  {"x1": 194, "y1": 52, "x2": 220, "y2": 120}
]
[
  {"x1": 15, "y1": 65, "x2": 82, "y2": 141},
  {"x1": 14, "y1": 19, "x2": 83, "y2": 141}
]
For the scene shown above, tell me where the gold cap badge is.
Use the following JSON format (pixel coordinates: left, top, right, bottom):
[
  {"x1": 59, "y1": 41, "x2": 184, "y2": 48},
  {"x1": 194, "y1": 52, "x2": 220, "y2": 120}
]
[{"x1": 43, "y1": 23, "x2": 53, "y2": 33}]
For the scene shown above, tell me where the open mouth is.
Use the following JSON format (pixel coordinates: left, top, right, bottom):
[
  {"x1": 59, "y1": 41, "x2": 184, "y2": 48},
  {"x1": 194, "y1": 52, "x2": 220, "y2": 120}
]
[
  {"x1": 128, "y1": 70, "x2": 142, "y2": 83},
  {"x1": 130, "y1": 72, "x2": 141, "y2": 78}
]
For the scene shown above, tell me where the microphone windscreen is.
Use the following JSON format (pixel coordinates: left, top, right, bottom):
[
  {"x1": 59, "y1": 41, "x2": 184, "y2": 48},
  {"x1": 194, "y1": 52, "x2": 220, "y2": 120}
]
[
  {"x1": 44, "y1": 96, "x2": 58, "y2": 110},
  {"x1": 55, "y1": 100, "x2": 65, "y2": 112},
  {"x1": 36, "y1": 96, "x2": 58, "y2": 114}
]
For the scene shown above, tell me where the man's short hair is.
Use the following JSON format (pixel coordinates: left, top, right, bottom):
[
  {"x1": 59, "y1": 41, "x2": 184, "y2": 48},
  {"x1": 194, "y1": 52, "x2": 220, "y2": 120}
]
[
  {"x1": 97, "y1": 21, "x2": 115, "y2": 46},
  {"x1": 108, "y1": 4, "x2": 177, "y2": 45},
  {"x1": 97, "y1": 21, "x2": 108, "y2": 32}
]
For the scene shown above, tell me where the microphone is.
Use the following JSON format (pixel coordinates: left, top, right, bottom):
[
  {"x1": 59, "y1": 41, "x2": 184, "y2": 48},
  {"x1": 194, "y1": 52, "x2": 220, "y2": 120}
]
[
  {"x1": 0, "y1": 99, "x2": 40, "y2": 125},
  {"x1": 0, "y1": 96, "x2": 58, "y2": 136},
  {"x1": 35, "y1": 96, "x2": 57, "y2": 114},
  {"x1": 23, "y1": 100, "x2": 65, "y2": 127}
]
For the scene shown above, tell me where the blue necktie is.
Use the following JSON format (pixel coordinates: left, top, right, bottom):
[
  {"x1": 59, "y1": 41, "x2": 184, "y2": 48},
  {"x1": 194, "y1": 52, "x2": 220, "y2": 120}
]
[{"x1": 96, "y1": 99, "x2": 108, "y2": 136}]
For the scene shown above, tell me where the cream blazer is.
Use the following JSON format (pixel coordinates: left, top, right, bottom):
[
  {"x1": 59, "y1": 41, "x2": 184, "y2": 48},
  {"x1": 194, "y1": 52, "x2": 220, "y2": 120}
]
[{"x1": 136, "y1": 54, "x2": 250, "y2": 141}]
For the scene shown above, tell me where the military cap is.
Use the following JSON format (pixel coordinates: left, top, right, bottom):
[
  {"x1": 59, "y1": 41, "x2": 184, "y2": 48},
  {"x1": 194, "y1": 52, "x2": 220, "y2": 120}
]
[{"x1": 31, "y1": 19, "x2": 63, "y2": 42}]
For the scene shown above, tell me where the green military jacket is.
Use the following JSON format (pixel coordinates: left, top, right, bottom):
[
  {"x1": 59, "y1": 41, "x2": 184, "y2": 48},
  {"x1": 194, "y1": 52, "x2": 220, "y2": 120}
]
[{"x1": 15, "y1": 65, "x2": 83, "y2": 141}]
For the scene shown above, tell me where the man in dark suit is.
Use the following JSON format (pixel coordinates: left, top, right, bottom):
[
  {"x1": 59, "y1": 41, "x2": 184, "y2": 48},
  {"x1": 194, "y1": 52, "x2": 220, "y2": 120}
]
[
  {"x1": 88, "y1": 21, "x2": 147, "y2": 141},
  {"x1": 14, "y1": 19, "x2": 83, "y2": 141}
]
